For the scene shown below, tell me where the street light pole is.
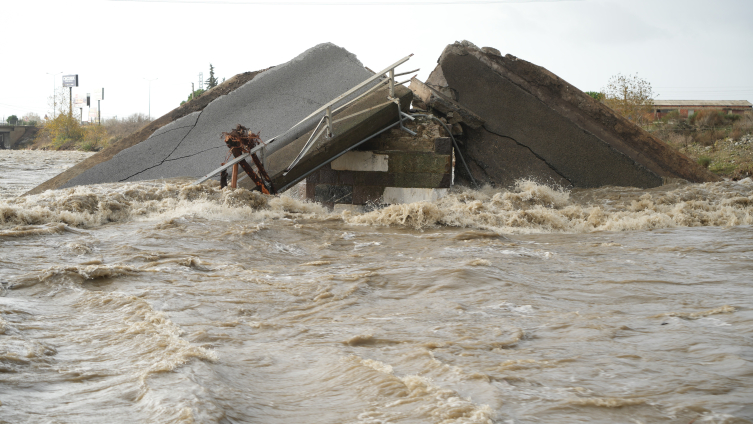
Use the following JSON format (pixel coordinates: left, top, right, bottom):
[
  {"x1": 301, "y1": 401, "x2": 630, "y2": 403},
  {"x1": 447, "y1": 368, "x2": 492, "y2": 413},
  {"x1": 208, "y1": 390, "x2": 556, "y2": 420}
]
[
  {"x1": 46, "y1": 72, "x2": 63, "y2": 119},
  {"x1": 144, "y1": 78, "x2": 158, "y2": 121}
]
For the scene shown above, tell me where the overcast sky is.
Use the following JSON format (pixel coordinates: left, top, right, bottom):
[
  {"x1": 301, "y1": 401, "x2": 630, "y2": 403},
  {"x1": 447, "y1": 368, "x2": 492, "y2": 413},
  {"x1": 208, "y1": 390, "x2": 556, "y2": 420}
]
[{"x1": 2, "y1": 0, "x2": 752, "y2": 122}]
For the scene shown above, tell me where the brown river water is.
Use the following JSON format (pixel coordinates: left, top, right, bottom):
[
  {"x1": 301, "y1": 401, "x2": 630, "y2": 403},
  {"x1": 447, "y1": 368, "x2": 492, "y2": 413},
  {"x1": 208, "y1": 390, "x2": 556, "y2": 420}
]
[{"x1": 1, "y1": 150, "x2": 752, "y2": 424}]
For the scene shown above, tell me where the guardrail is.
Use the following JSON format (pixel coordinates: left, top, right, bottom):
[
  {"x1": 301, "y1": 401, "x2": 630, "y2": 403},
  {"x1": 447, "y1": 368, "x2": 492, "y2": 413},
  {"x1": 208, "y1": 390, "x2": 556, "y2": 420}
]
[
  {"x1": 0, "y1": 123, "x2": 37, "y2": 127},
  {"x1": 193, "y1": 54, "x2": 416, "y2": 187}
]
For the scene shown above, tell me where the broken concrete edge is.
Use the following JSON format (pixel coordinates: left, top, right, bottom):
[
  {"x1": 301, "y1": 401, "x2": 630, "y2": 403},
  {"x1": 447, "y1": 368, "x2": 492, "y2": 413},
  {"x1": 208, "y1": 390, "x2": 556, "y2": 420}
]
[
  {"x1": 441, "y1": 41, "x2": 718, "y2": 184},
  {"x1": 409, "y1": 77, "x2": 484, "y2": 129},
  {"x1": 257, "y1": 85, "x2": 413, "y2": 193},
  {"x1": 304, "y1": 115, "x2": 453, "y2": 208},
  {"x1": 24, "y1": 69, "x2": 270, "y2": 196}
]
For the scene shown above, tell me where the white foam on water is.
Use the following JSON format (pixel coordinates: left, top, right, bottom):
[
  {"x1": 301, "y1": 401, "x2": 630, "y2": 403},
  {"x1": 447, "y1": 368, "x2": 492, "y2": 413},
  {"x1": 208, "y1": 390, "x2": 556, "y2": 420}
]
[
  {"x1": 652, "y1": 305, "x2": 737, "y2": 320},
  {"x1": 345, "y1": 179, "x2": 753, "y2": 233},
  {"x1": 345, "y1": 355, "x2": 496, "y2": 424},
  {"x1": 3, "y1": 179, "x2": 752, "y2": 237}
]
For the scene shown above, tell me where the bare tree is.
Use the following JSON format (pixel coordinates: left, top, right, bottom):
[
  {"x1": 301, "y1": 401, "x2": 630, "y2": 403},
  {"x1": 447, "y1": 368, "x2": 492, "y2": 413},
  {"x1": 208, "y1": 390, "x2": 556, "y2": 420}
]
[{"x1": 602, "y1": 73, "x2": 654, "y2": 125}]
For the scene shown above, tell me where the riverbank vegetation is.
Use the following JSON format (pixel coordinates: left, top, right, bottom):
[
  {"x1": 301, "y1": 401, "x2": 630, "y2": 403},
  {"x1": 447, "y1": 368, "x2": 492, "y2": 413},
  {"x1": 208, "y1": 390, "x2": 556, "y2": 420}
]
[
  {"x1": 29, "y1": 112, "x2": 151, "y2": 152},
  {"x1": 17, "y1": 87, "x2": 152, "y2": 151},
  {"x1": 649, "y1": 110, "x2": 753, "y2": 180},
  {"x1": 591, "y1": 72, "x2": 752, "y2": 179}
]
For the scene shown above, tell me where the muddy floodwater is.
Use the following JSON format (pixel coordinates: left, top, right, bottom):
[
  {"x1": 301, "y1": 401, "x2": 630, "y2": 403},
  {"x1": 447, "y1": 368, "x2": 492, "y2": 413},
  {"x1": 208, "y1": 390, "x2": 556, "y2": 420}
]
[
  {"x1": 0, "y1": 150, "x2": 95, "y2": 199},
  {"x1": 1, "y1": 150, "x2": 752, "y2": 424}
]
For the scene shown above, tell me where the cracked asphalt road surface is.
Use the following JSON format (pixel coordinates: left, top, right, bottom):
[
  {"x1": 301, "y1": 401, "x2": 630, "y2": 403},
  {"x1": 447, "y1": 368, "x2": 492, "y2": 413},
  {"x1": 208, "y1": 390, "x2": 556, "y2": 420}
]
[{"x1": 62, "y1": 43, "x2": 375, "y2": 188}]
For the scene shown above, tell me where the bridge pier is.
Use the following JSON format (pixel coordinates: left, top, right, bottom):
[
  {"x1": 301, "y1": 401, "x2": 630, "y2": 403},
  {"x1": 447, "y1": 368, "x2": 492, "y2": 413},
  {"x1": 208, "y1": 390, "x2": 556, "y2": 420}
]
[{"x1": 0, "y1": 126, "x2": 38, "y2": 149}]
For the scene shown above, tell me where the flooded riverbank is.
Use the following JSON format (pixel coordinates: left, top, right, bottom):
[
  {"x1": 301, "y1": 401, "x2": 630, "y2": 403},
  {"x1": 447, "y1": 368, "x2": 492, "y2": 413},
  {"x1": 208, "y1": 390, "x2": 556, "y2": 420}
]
[
  {"x1": 1, "y1": 151, "x2": 752, "y2": 423},
  {"x1": 0, "y1": 150, "x2": 94, "y2": 199}
]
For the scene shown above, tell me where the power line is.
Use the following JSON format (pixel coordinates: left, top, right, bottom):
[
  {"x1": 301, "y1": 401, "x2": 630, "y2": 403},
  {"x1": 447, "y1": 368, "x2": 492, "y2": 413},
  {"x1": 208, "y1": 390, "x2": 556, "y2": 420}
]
[
  {"x1": 0, "y1": 101, "x2": 49, "y2": 109},
  {"x1": 657, "y1": 86, "x2": 753, "y2": 89},
  {"x1": 657, "y1": 91, "x2": 753, "y2": 95},
  {"x1": 658, "y1": 90, "x2": 753, "y2": 92},
  {"x1": 109, "y1": 0, "x2": 577, "y2": 4},
  {"x1": 0, "y1": 104, "x2": 49, "y2": 116}
]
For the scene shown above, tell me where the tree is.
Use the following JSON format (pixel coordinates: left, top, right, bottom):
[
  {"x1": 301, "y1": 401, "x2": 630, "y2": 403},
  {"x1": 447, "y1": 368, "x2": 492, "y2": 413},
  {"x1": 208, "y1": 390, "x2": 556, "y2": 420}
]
[
  {"x1": 37, "y1": 112, "x2": 85, "y2": 148},
  {"x1": 180, "y1": 64, "x2": 222, "y2": 106},
  {"x1": 22, "y1": 112, "x2": 42, "y2": 126},
  {"x1": 205, "y1": 64, "x2": 219, "y2": 90},
  {"x1": 47, "y1": 87, "x2": 71, "y2": 121},
  {"x1": 602, "y1": 73, "x2": 654, "y2": 125},
  {"x1": 585, "y1": 91, "x2": 604, "y2": 101},
  {"x1": 6, "y1": 115, "x2": 18, "y2": 125},
  {"x1": 180, "y1": 88, "x2": 206, "y2": 106}
]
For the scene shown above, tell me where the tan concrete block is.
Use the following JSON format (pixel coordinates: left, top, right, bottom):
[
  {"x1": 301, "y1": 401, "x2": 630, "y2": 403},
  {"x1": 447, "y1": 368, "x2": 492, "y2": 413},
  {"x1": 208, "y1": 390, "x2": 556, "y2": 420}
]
[
  {"x1": 389, "y1": 152, "x2": 451, "y2": 174},
  {"x1": 331, "y1": 151, "x2": 389, "y2": 172}
]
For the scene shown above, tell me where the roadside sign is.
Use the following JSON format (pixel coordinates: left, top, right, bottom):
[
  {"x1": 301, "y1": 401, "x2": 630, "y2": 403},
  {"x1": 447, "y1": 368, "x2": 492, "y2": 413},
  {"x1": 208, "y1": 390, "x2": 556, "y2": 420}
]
[
  {"x1": 91, "y1": 88, "x2": 104, "y2": 101},
  {"x1": 73, "y1": 94, "x2": 87, "y2": 108},
  {"x1": 62, "y1": 74, "x2": 78, "y2": 87}
]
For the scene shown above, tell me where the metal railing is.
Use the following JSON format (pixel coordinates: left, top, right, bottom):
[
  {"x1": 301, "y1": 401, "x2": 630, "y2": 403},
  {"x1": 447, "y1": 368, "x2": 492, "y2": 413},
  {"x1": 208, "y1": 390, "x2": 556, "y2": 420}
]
[
  {"x1": 0, "y1": 123, "x2": 37, "y2": 127},
  {"x1": 193, "y1": 54, "x2": 416, "y2": 187}
]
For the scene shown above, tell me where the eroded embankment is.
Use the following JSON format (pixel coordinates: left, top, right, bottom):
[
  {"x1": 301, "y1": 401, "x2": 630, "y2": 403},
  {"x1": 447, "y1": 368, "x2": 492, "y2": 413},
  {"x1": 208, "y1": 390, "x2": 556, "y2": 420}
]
[{"x1": 2, "y1": 179, "x2": 752, "y2": 236}]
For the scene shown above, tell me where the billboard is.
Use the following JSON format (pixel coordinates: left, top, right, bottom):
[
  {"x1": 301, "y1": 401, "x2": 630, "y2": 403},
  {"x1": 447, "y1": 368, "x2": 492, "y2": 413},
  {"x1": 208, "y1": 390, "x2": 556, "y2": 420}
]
[
  {"x1": 91, "y1": 88, "x2": 104, "y2": 101},
  {"x1": 62, "y1": 74, "x2": 78, "y2": 87},
  {"x1": 89, "y1": 106, "x2": 98, "y2": 121},
  {"x1": 73, "y1": 94, "x2": 87, "y2": 108}
]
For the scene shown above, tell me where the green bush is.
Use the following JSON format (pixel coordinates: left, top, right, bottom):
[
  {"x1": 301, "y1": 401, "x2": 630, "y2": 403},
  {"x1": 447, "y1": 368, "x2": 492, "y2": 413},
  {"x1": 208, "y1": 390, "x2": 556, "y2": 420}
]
[
  {"x1": 661, "y1": 110, "x2": 680, "y2": 123},
  {"x1": 690, "y1": 109, "x2": 739, "y2": 127},
  {"x1": 180, "y1": 89, "x2": 206, "y2": 106},
  {"x1": 78, "y1": 140, "x2": 97, "y2": 152},
  {"x1": 585, "y1": 91, "x2": 604, "y2": 101},
  {"x1": 697, "y1": 156, "x2": 712, "y2": 168},
  {"x1": 693, "y1": 129, "x2": 724, "y2": 146},
  {"x1": 709, "y1": 162, "x2": 737, "y2": 174},
  {"x1": 51, "y1": 135, "x2": 73, "y2": 150}
]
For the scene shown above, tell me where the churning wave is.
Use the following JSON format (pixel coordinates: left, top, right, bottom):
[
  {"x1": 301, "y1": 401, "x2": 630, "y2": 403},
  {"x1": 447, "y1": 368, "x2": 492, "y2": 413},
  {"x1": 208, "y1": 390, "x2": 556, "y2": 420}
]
[
  {"x1": 345, "y1": 179, "x2": 753, "y2": 233},
  {"x1": 2, "y1": 178, "x2": 752, "y2": 235}
]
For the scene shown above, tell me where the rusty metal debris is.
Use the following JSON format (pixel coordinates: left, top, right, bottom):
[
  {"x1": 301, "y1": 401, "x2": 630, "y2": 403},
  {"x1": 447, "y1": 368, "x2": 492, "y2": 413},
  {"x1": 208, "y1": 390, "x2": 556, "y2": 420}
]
[{"x1": 220, "y1": 124, "x2": 275, "y2": 194}]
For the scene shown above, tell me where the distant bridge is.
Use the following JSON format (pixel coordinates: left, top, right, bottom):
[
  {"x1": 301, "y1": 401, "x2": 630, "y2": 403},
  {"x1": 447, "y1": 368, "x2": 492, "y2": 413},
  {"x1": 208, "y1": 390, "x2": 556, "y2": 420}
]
[{"x1": 0, "y1": 125, "x2": 39, "y2": 149}]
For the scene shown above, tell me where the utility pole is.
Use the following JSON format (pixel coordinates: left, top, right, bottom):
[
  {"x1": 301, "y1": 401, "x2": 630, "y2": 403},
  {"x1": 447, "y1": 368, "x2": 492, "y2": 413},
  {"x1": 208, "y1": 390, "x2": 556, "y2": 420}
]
[
  {"x1": 144, "y1": 78, "x2": 158, "y2": 121},
  {"x1": 62, "y1": 74, "x2": 78, "y2": 139},
  {"x1": 46, "y1": 72, "x2": 62, "y2": 119}
]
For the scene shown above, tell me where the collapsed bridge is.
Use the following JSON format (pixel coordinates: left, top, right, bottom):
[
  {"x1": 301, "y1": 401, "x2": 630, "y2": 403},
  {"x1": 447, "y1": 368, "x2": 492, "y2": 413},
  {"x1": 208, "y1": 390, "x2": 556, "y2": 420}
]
[{"x1": 27, "y1": 41, "x2": 718, "y2": 207}]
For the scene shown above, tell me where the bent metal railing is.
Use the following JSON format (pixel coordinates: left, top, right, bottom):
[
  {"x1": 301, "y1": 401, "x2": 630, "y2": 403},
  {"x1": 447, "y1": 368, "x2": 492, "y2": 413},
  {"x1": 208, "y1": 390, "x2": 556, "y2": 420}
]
[{"x1": 193, "y1": 54, "x2": 417, "y2": 189}]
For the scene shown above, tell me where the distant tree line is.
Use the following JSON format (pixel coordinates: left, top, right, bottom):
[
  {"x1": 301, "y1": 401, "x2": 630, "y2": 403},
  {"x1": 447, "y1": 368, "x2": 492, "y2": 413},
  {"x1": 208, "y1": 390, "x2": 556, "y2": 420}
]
[
  {"x1": 181, "y1": 64, "x2": 226, "y2": 106},
  {"x1": 4, "y1": 113, "x2": 42, "y2": 126}
]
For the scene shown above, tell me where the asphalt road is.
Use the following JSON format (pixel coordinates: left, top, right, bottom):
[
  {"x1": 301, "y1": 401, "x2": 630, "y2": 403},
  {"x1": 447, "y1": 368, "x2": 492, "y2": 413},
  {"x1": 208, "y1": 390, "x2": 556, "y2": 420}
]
[{"x1": 62, "y1": 43, "x2": 375, "y2": 188}]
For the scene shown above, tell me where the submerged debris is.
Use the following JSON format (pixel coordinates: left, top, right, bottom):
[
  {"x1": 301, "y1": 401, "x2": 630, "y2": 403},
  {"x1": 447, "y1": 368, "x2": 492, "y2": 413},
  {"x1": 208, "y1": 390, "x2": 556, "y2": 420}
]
[{"x1": 220, "y1": 124, "x2": 274, "y2": 194}]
